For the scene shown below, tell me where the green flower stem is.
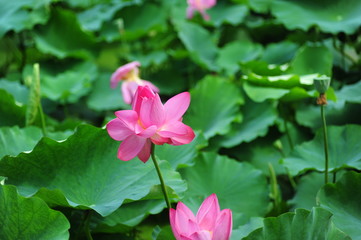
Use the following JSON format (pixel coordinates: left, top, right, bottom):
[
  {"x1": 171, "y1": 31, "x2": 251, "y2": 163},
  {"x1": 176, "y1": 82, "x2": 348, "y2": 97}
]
[
  {"x1": 38, "y1": 104, "x2": 47, "y2": 137},
  {"x1": 84, "y1": 210, "x2": 93, "y2": 240},
  {"x1": 321, "y1": 104, "x2": 329, "y2": 184},
  {"x1": 151, "y1": 144, "x2": 171, "y2": 209}
]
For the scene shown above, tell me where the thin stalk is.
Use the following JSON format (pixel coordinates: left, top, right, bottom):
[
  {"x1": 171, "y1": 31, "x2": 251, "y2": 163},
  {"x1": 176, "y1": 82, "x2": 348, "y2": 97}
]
[
  {"x1": 38, "y1": 104, "x2": 47, "y2": 137},
  {"x1": 284, "y1": 118, "x2": 294, "y2": 150},
  {"x1": 151, "y1": 144, "x2": 171, "y2": 209},
  {"x1": 83, "y1": 210, "x2": 93, "y2": 240},
  {"x1": 321, "y1": 105, "x2": 329, "y2": 184}
]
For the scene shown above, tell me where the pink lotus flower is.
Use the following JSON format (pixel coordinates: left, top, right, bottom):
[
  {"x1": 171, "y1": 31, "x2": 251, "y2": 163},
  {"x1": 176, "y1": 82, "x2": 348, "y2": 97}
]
[
  {"x1": 186, "y1": 0, "x2": 217, "y2": 21},
  {"x1": 110, "y1": 61, "x2": 159, "y2": 104},
  {"x1": 170, "y1": 194, "x2": 232, "y2": 240},
  {"x1": 106, "y1": 85, "x2": 195, "y2": 162}
]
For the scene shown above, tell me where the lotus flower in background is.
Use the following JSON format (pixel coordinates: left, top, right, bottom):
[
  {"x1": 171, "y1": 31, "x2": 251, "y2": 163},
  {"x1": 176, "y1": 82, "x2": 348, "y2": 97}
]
[
  {"x1": 170, "y1": 193, "x2": 232, "y2": 240},
  {"x1": 186, "y1": 0, "x2": 217, "y2": 21},
  {"x1": 106, "y1": 85, "x2": 195, "y2": 162},
  {"x1": 110, "y1": 61, "x2": 159, "y2": 104}
]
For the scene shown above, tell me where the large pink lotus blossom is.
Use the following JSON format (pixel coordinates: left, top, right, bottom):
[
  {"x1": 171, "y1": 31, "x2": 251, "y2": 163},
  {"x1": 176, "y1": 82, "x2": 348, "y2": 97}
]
[
  {"x1": 170, "y1": 194, "x2": 232, "y2": 240},
  {"x1": 110, "y1": 61, "x2": 159, "y2": 104},
  {"x1": 186, "y1": 0, "x2": 217, "y2": 21},
  {"x1": 106, "y1": 85, "x2": 195, "y2": 162}
]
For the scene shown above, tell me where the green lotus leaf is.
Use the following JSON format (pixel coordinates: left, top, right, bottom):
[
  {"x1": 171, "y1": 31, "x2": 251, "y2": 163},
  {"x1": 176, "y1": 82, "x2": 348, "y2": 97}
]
[
  {"x1": 0, "y1": 0, "x2": 54, "y2": 37},
  {"x1": 94, "y1": 200, "x2": 164, "y2": 233},
  {"x1": 243, "y1": 82, "x2": 289, "y2": 102},
  {"x1": 176, "y1": 22, "x2": 219, "y2": 71},
  {"x1": 86, "y1": 72, "x2": 129, "y2": 111},
  {"x1": 290, "y1": 45, "x2": 333, "y2": 76},
  {"x1": 0, "y1": 184, "x2": 70, "y2": 240},
  {"x1": 0, "y1": 89, "x2": 26, "y2": 127},
  {"x1": 0, "y1": 125, "x2": 187, "y2": 216},
  {"x1": 0, "y1": 79, "x2": 29, "y2": 105},
  {"x1": 0, "y1": 125, "x2": 73, "y2": 160},
  {"x1": 217, "y1": 41, "x2": 263, "y2": 76},
  {"x1": 271, "y1": 0, "x2": 361, "y2": 34},
  {"x1": 337, "y1": 80, "x2": 361, "y2": 104},
  {"x1": 180, "y1": 152, "x2": 270, "y2": 226},
  {"x1": 283, "y1": 125, "x2": 361, "y2": 176},
  {"x1": 295, "y1": 101, "x2": 361, "y2": 131},
  {"x1": 289, "y1": 172, "x2": 324, "y2": 210},
  {"x1": 184, "y1": 75, "x2": 243, "y2": 139},
  {"x1": 317, "y1": 171, "x2": 361, "y2": 240},
  {"x1": 231, "y1": 217, "x2": 263, "y2": 240},
  {"x1": 208, "y1": 3, "x2": 249, "y2": 27},
  {"x1": 214, "y1": 99, "x2": 277, "y2": 148},
  {"x1": 77, "y1": 2, "x2": 131, "y2": 31},
  {"x1": 120, "y1": 3, "x2": 168, "y2": 41},
  {"x1": 244, "y1": 207, "x2": 351, "y2": 239},
  {"x1": 40, "y1": 61, "x2": 98, "y2": 104},
  {"x1": 260, "y1": 41, "x2": 299, "y2": 64},
  {"x1": 155, "y1": 131, "x2": 207, "y2": 169},
  {"x1": 34, "y1": 8, "x2": 96, "y2": 59}
]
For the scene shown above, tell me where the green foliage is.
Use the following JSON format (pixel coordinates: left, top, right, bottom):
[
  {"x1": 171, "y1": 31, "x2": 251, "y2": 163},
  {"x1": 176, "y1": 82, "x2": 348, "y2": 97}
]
[
  {"x1": 0, "y1": 184, "x2": 70, "y2": 240},
  {"x1": 284, "y1": 125, "x2": 361, "y2": 176},
  {"x1": 318, "y1": 172, "x2": 361, "y2": 240},
  {"x1": 244, "y1": 207, "x2": 351, "y2": 239},
  {"x1": 0, "y1": 125, "x2": 186, "y2": 216},
  {"x1": 0, "y1": 0, "x2": 360, "y2": 238}
]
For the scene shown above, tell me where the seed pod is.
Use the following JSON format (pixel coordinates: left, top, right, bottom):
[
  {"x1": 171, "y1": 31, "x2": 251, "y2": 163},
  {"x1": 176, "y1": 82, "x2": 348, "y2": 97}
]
[{"x1": 314, "y1": 76, "x2": 331, "y2": 94}]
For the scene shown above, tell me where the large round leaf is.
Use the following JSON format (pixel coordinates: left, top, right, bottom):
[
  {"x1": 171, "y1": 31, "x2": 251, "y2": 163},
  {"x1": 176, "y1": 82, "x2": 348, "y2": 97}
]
[
  {"x1": 244, "y1": 207, "x2": 350, "y2": 239},
  {"x1": 283, "y1": 125, "x2": 361, "y2": 176},
  {"x1": 0, "y1": 79, "x2": 29, "y2": 105},
  {"x1": 0, "y1": 0, "x2": 53, "y2": 37},
  {"x1": 317, "y1": 171, "x2": 361, "y2": 240},
  {"x1": 94, "y1": 200, "x2": 164, "y2": 232},
  {"x1": 155, "y1": 131, "x2": 207, "y2": 169},
  {"x1": 217, "y1": 41, "x2": 263, "y2": 76},
  {"x1": 290, "y1": 45, "x2": 333, "y2": 76},
  {"x1": 40, "y1": 61, "x2": 98, "y2": 104},
  {"x1": 0, "y1": 125, "x2": 73, "y2": 160},
  {"x1": 0, "y1": 89, "x2": 26, "y2": 127},
  {"x1": 180, "y1": 152, "x2": 270, "y2": 226},
  {"x1": 0, "y1": 125, "x2": 186, "y2": 216},
  {"x1": 208, "y1": 3, "x2": 249, "y2": 27},
  {"x1": 86, "y1": 72, "x2": 129, "y2": 111},
  {"x1": 289, "y1": 172, "x2": 324, "y2": 210},
  {"x1": 176, "y1": 22, "x2": 218, "y2": 71},
  {"x1": 34, "y1": 8, "x2": 96, "y2": 59},
  {"x1": 271, "y1": 0, "x2": 361, "y2": 34},
  {"x1": 0, "y1": 184, "x2": 70, "y2": 240},
  {"x1": 214, "y1": 99, "x2": 277, "y2": 148},
  {"x1": 184, "y1": 75, "x2": 243, "y2": 139}
]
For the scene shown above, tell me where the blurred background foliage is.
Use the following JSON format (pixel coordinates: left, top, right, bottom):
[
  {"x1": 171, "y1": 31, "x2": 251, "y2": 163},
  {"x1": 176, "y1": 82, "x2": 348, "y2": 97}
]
[{"x1": 0, "y1": 0, "x2": 360, "y2": 239}]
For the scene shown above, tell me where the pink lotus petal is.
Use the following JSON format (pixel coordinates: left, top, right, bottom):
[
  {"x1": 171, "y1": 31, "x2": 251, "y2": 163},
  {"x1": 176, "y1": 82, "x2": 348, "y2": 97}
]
[
  {"x1": 213, "y1": 209, "x2": 232, "y2": 240},
  {"x1": 142, "y1": 80, "x2": 159, "y2": 93},
  {"x1": 118, "y1": 135, "x2": 146, "y2": 161},
  {"x1": 188, "y1": 231, "x2": 212, "y2": 240},
  {"x1": 114, "y1": 110, "x2": 138, "y2": 129},
  {"x1": 170, "y1": 209, "x2": 182, "y2": 240},
  {"x1": 137, "y1": 139, "x2": 152, "y2": 163},
  {"x1": 158, "y1": 121, "x2": 189, "y2": 138},
  {"x1": 121, "y1": 81, "x2": 136, "y2": 105},
  {"x1": 132, "y1": 85, "x2": 156, "y2": 114},
  {"x1": 139, "y1": 94, "x2": 165, "y2": 128},
  {"x1": 137, "y1": 125, "x2": 157, "y2": 138},
  {"x1": 150, "y1": 133, "x2": 170, "y2": 145},
  {"x1": 110, "y1": 61, "x2": 140, "y2": 88},
  {"x1": 196, "y1": 194, "x2": 220, "y2": 231},
  {"x1": 186, "y1": 6, "x2": 195, "y2": 19},
  {"x1": 169, "y1": 125, "x2": 195, "y2": 145},
  {"x1": 106, "y1": 118, "x2": 134, "y2": 141},
  {"x1": 164, "y1": 92, "x2": 191, "y2": 122}
]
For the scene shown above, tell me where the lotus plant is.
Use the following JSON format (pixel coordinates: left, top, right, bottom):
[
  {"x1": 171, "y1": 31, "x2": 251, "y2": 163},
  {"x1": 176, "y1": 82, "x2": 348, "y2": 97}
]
[
  {"x1": 106, "y1": 85, "x2": 195, "y2": 162},
  {"x1": 170, "y1": 194, "x2": 232, "y2": 240},
  {"x1": 186, "y1": 0, "x2": 217, "y2": 21},
  {"x1": 110, "y1": 61, "x2": 159, "y2": 104}
]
